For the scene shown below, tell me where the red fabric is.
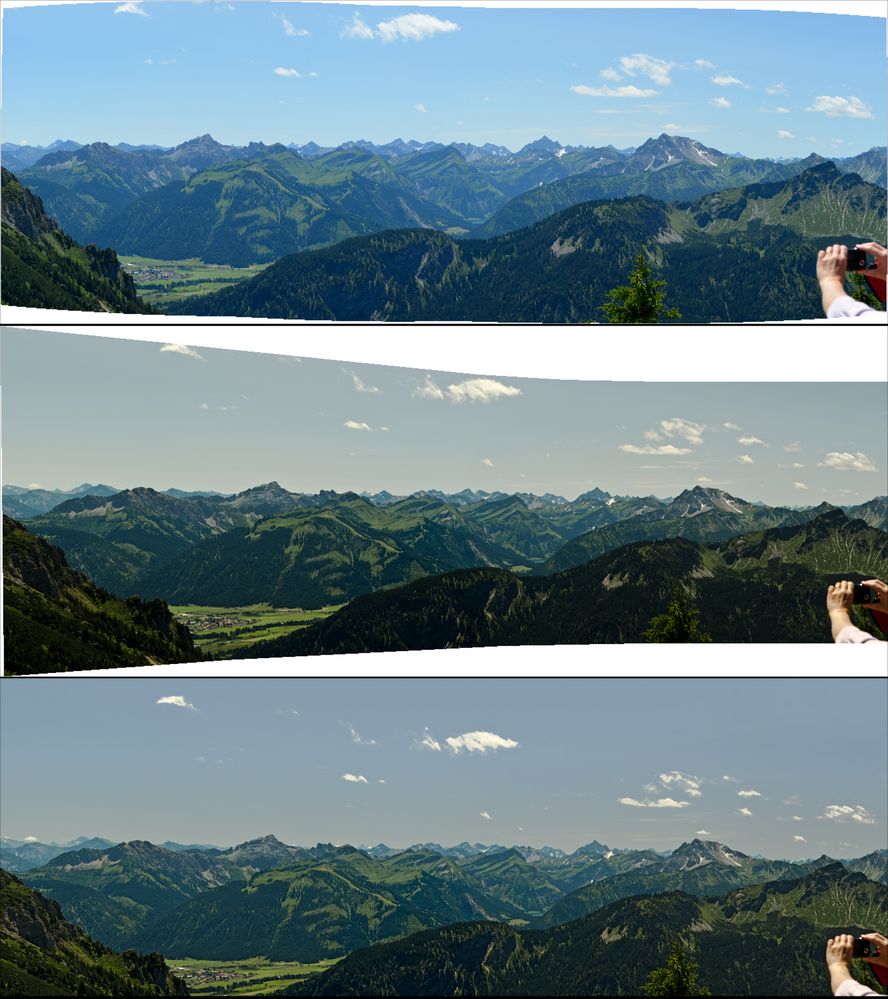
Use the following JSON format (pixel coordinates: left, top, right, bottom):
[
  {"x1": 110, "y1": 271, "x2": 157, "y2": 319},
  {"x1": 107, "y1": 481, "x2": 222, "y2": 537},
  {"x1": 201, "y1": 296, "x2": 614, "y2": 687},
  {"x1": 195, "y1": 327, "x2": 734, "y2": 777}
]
[
  {"x1": 868, "y1": 607, "x2": 888, "y2": 635},
  {"x1": 863, "y1": 274, "x2": 886, "y2": 305},
  {"x1": 871, "y1": 964, "x2": 888, "y2": 988}
]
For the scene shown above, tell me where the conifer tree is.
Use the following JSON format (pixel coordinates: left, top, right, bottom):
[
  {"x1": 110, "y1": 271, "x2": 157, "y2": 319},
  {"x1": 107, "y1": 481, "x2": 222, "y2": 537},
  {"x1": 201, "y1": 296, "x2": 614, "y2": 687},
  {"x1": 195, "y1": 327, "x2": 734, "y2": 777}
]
[
  {"x1": 643, "y1": 586, "x2": 712, "y2": 643},
  {"x1": 642, "y1": 936, "x2": 711, "y2": 996},
  {"x1": 601, "y1": 246, "x2": 681, "y2": 323}
]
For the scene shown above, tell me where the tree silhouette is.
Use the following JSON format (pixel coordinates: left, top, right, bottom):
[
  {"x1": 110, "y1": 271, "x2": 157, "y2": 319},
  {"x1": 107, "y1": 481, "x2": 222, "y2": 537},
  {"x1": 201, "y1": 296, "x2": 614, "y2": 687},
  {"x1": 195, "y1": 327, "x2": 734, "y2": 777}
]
[
  {"x1": 643, "y1": 586, "x2": 712, "y2": 643},
  {"x1": 642, "y1": 936, "x2": 711, "y2": 996},
  {"x1": 601, "y1": 246, "x2": 681, "y2": 323}
]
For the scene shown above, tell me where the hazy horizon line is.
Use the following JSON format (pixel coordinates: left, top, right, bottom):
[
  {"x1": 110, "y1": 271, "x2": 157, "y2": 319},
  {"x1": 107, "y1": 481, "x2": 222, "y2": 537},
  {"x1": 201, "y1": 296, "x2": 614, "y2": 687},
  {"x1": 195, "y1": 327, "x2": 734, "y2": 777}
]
[
  {"x1": 6, "y1": 479, "x2": 885, "y2": 509},
  {"x1": 3, "y1": 829, "x2": 881, "y2": 862},
  {"x1": 6, "y1": 131, "x2": 884, "y2": 161}
]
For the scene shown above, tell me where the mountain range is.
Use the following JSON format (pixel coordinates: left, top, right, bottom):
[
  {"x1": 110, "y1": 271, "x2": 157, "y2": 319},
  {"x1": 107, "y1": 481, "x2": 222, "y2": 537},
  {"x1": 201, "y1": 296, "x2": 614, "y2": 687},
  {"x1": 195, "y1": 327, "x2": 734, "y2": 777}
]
[
  {"x1": 3, "y1": 515, "x2": 203, "y2": 675},
  {"x1": 12, "y1": 836, "x2": 886, "y2": 989},
  {"x1": 291, "y1": 863, "x2": 888, "y2": 997},
  {"x1": 167, "y1": 161, "x2": 885, "y2": 322},
  {"x1": 0, "y1": 869, "x2": 187, "y2": 996},
  {"x1": 9, "y1": 133, "x2": 885, "y2": 256},
  {"x1": 5, "y1": 484, "x2": 885, "y2": 668},
  {"x1": 247, "y1": 508, "x2": 887, "y2": 654},
  {"x1": 0, "y1": 167, "x2": 150, "y2": 313},
  {"x1": 4, "y1": 133, "x2": 884, "y2": 321}
]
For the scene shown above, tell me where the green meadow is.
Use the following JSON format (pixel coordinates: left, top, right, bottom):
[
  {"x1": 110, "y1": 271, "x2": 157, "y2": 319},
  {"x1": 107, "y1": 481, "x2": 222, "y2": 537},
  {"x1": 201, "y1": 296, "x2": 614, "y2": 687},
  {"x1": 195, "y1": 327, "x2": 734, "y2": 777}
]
[
  {"x1": 167, "y1": 956, "x2": 337, "y2": 996},
  {"x1": 171, "y1": 603, "x2": 341, "y2": 657},
  {"x1": 119, "y1": 255, "x2": 266, "y2": 306}
]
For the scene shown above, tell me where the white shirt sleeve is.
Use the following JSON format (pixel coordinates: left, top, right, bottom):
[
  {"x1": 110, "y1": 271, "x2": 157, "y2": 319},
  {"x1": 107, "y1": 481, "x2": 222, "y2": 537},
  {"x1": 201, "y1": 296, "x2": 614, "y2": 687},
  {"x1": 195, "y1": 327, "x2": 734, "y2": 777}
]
[
  {"x1": 826, "y1": 294, "x2": 883, "y2": 319},
  {"x1": 835, "y1": 623, "x2": 882, "y2": 644}
]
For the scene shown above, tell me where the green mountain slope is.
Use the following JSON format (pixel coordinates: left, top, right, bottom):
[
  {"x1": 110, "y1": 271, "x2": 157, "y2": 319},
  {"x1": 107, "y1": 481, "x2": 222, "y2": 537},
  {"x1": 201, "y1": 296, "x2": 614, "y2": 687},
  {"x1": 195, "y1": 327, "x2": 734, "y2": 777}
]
[
  {"x1": 0, "y1": 868, "x2": 187, "y2": 997},
  {"x1": 237, "y1": 511, "x2": 887, "y2": 655},
  {"x1": 132, "y1": 848, "x2": 526, "y2": 963},
  {"x1": 136, "y1": 494, "x2": 519, "y2": 608},
  {"x1": 2, "y1": 517, "x2": 202, "y2": 675},
  {"x1": 292, "y1": 865, "x2": 887, "y2": 997},
  {"x1": 95, "y1": 148, "x2": 463, "y2": 266},
  {"x1": 169, "y1": 163, "x2": 885, "y2": 322},
  {"x1": 536, "y1": 840, "x2": 827, "y2": 928},
  {"x1": 0, "y1": 168, "x2": 150, "y2": 313},
  {"x1": 22, "y1": 842, "x2": 257, "y2": 952},
  {"x1": 540, "y1": 488, "x2": 832, "y2": 573}
]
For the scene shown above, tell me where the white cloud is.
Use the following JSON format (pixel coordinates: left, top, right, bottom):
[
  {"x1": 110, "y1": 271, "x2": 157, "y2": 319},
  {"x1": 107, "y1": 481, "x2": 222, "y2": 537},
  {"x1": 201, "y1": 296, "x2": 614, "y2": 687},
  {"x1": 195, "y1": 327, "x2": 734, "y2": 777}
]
[
  {"x1": 348, "y1": 725, "x2": 376, "y2": 747},
  {"x1": 723, "y1": 422, "x2": 741, "y2": 431},
  {"x1": 792, "y1": 815, "x2": 803, "y2": 821},
  {"x1": 342, "y1": 13, "x2": 375, "y2": 40},
  {"x1": 274, "y1": 67, "x2": 302, "y2": 78},
  {"x1": 644, "y1": 430, "x2": 663, "y2": 442},
  {"x1": 660, "y1": 418, "x2": 705, "y2": 446},
  {"x1": 160, "y1": 343, "x2": 204, "y2": 361},
  {"x1": 445, "y1": 731, "x2": 519, "y2": 754},
  {"x1": 737, "y1": 435, "x2": 765, "y2": 446},
  {"x1": 696, "y1": 829, "x2": 711, "y2": 835},
  {"x1": 806, "y1": 95, "x2": 873, "y2": 119},
  {"x1": 660, "y1": 771, "x2": 703, "y2": 797},
  {"x1": 344, "y1": 420, "x2": 372, "y2": 432},
  {"x1": 480, "y1": 810, "x2": 492, "y2": 820},
  {"x1": 619, "y1": 54, "x2": 675, "y2": 86},
  {"x1": 414, "y1": 103, "x2": 429, "y2": 113},
  {"x1": 157, "y1": 695, "x2": 196, "y2": 711},
  {"x1": 712, "y1": 74, "x2": 745, "y2": 87},
  {"x1": 774, "y1": 107, "x2": 791, "y2": 114},
  {"x1": 275, "y1": 13, "x2": 309, "y2": 37},
  {"x1": 710, "y1": 97, "x2": 731, "y2": 109},
  {"x1": 778, "y1": 130, "x2": 796, "y2": 140},
  {"x1": 481, "y1": 457, "x2": 495, "y2": 468},
  {"x1": 350, "y1": 373, "x2": 380, "y2": 394},
  {"x1": 783, "y1": 442, "x2": 802, "y2": 453},
  {"x1": 341, "y1": 773, "x2": 368, "y2": 784},
  {"x1": 820, "y1": 804, "x2": 876, "y2": 825},
  {"x1": 722, "y1": 775, "x2": 738, "y2": 782},
  {"x1": 695, "y1": 59, "x2": 715, "y2": 69},
  {"x1": 571, "y1": 84, "x2": 658, "y2": 98},
  {"x1": 377, "y1": 13, "x2": 459, "y2": 43},
  {"x1": 697, "y1": 476, "x2": 712, "y2": 483},
  {"x1": 793, "y1": 835, "x2": 807, "y2": 843},
  {"x1": 378, "y1": 779, "x2": 386, "y2": 784},
  {"x1": 818, "y1": 452, "x2": 877, "y2": 473},
  {"x1": 600, "y1": 67, "x2": 622, "y2": 82},
  {"x1": 619, "y1": 796, "x2": 690, "y2": 809},
  {"x1": 415, "y1": 376, "x2": 522, "y2": 405},
  {"x1": 738, "y1": 789, "x2": 762, "y2": 798},
  {"x1": 115, "y1": 2, "x2": 147, "y2": 16},
  {"x1": 738, "y1": 807, "x2": 753, "y2": 817},
  {"x1": 794, "y1": 482, "x2": 809, "y2": 491},
  {"x1": 417, "y1": 729, "x2": 442, "y2": 752},
  {"x1": 24, "y1": 836, "x2": 39, "y2": 843},
  {"x1": 619, "y1": 444, "x2": 693, "y2": 456},
  {"x1": 766, "y1": 83, "x2": 787, "y2": 95},
  {"x1": 737, "y1": 454, "x2": 754, "y2": 465}
]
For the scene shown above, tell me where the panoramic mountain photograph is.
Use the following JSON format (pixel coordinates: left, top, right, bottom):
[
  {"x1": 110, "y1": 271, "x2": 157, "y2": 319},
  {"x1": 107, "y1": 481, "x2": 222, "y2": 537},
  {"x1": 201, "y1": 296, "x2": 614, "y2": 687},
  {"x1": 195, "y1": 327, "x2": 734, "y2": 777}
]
[
  {"x1": 1, "y1": 677, "x2": 886, "y2": 995},
  {"x1": 1, "y1": 1, "x2": 885, "y2": 321},
  {"x1": 3, "y1": 328, "x2": 887, "y2": 672}
]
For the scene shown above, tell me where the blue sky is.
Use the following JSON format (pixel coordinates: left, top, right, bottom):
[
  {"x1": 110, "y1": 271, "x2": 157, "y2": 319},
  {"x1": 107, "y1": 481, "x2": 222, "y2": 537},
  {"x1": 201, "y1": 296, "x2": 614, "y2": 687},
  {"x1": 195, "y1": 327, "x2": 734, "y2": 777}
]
[
  {"x1": 3, "y1": 2, "x2": 885, "y2": 158},
  {"x1": 2, "y1": 679, "x2": 885, "y2": 857},
  {"x1": 2, "y1": 330, "x2": 886, "y2": 505}
]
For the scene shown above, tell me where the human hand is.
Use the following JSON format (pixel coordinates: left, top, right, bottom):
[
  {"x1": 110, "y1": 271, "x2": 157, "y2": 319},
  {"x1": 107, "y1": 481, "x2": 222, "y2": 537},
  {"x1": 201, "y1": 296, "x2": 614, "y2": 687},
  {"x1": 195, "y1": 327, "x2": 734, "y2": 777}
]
[
  {"x1": 817, "y1": 244, "x2": 849, "y2": 285},
  {"x1": 859, "y1": 580, "x2": 888, "y2": 613},
  {"x1": 827, "y1": 581, "x2": 856, "y2": 615},
  {"x1": 860, "y1": 932, "x2": 887, "y2": 969},
  {"x1": 854, "y1": 242, "x2": 888, "y2": 281},
  {"x1": 826, "y1": 934, "x2": 855, "y2": 969}
]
